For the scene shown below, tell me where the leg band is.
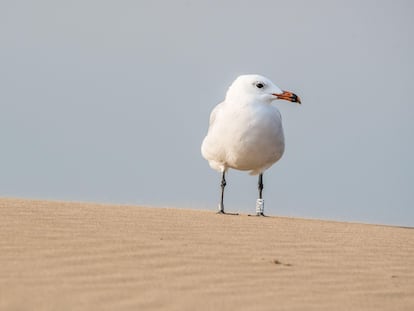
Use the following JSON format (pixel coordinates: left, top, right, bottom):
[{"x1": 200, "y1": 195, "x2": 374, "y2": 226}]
[{"x1": 256, "y1": 198, "x2": 264, "y2": 215}]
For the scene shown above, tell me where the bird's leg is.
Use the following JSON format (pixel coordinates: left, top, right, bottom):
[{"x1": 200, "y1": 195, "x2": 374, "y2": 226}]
[
  {"x1": 217, "y1": 171, "x2": 226, "y2": 214},
  {"x1": 256, "y1": 173, "x2": 265, "y2": 216},
  {"x1": 258, "y1": 173, "x2": 263, "y2": 199}
]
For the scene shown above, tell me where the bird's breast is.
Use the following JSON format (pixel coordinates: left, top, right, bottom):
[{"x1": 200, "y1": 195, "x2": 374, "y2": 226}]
[{"x1": 224, "y1": 105, "x2": 285, "y2": 171}]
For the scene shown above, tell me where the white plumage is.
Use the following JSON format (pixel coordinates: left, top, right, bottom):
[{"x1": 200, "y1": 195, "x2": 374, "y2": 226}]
[{"x1": 201, "y1": 74, "x2": 300, "y2": 215}]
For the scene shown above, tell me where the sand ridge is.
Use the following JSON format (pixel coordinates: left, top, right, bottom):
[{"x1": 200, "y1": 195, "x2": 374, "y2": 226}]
[{"x1": 0, "y1": 198, "x2": 413, "y2": 310}]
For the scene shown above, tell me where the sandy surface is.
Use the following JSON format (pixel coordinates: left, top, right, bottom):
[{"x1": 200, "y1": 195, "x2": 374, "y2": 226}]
[{"x1": 0, "y1": 198, "x2": 413, "y2": 310}]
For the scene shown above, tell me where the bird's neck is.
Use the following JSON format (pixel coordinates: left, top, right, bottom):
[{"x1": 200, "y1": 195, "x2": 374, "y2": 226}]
[
  {"x1": 226, "y1": 92, "x2": 254, "y2": 103},
  {"x1": 225, "y1": 95, "x2": 269, "y2": 107}
]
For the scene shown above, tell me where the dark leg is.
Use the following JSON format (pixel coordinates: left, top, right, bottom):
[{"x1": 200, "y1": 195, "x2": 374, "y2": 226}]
[
  {"x1": 258, "y1": 173, "x2": 263, "y2": 199},
  {"x1": 217, "y1": 171, "x2": 226, "y2": 213},
  {"x1": 256, "y1": 173, "x2": 265, "y2": 216}
]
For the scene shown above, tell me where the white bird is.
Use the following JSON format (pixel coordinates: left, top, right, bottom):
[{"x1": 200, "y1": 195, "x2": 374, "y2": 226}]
[{"x1": 201, "y1": 74, "x2": 301, "y2": 216}]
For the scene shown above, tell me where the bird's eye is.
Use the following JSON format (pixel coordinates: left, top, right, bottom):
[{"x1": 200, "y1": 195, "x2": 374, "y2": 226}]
[{"x1": 255, "y1": 82, "x2": 264, "y2": 89}]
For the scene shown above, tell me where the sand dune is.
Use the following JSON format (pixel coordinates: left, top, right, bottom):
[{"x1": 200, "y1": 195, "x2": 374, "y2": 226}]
[{"x1": 0, "y1": 198, "x2": 413, "y2": 310}]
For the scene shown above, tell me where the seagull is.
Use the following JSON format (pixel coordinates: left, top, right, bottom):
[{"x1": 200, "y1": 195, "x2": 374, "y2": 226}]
[{"x1": 201, "y1": 74, "x2": 301, "y2": 216}]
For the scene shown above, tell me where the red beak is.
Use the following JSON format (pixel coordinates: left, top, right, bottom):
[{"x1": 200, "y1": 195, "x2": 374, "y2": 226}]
[{"x1": 273, "y1": 90, "x2": 301, "y2": 104}]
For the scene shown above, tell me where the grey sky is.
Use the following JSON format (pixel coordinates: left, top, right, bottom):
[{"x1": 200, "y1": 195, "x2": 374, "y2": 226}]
[{"x1": 1, "y1": 0, "x2": 413, "y2": 226}]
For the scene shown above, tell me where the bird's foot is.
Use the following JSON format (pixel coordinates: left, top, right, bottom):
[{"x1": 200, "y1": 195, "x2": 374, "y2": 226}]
[
  {"x1": 216, "y1": 204, "x2": 239, "y2": 215},
  {"x1": 216, "y1": 210, "x2": 239, "y2": 216},
  {"x1": 247, "y1": 212, "x2": 267, "y2": 217}
]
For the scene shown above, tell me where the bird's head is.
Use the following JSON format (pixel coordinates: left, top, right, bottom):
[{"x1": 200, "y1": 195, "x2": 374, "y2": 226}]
[{"x1": 225, "y1": 74, "x2": 301, "y2": 105}]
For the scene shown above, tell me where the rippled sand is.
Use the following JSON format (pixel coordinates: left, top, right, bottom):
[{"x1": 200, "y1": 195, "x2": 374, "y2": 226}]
[{"x1": 0, "y1": 198, "x2": 413, "y2": 310}]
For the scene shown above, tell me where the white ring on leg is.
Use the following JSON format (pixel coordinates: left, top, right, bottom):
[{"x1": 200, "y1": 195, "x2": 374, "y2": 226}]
[{"x1": 256, "y1": 198, "x2": 264, "y2": 215}]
